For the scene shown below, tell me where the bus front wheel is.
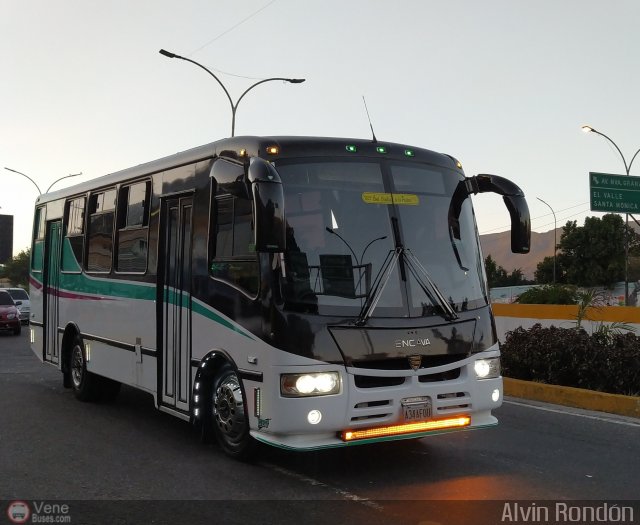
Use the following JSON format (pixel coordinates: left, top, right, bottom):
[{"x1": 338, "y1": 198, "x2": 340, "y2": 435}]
[
  {"x1": 211, "y1": 363, "x2": 256, "y2": 460},
  {"x1": 70, "y1": 336, "x2": 99, "y2": 402}
]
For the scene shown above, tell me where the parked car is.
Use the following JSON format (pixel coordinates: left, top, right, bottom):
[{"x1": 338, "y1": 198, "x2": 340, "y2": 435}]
[
  {"x1": 0, "y1": 290, "x2": 21, "y2": 335},
  {"x1": 5, "y1": 287, "x2": 30, "y2": 325}
]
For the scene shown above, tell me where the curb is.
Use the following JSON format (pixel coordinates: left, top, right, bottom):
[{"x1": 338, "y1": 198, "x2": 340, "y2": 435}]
[{"x1": 503, "y1": 377, "x2": 640, "y2": 419}]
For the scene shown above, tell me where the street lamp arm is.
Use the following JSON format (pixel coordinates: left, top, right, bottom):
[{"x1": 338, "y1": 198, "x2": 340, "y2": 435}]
[
  {"x1": 233, "y1": 77, "x2": 305, "y2": 137},
  {"x1": 46, "y1": 172, "x2": 83, "y2": 193},
  {"x1": 4, "y1": 167, "x2": 42, "y2": 194},
  {"x1": 159, "y1": 49, "x2": 234, "y2": 115},
  {"x1": 586, "y1": 127, "x2": 630, "y2": 175},
  {"x1": 628, "y1": 147, "x2": 640, "y2": 175},
  {"x1": 235, "y1": 78, "x2": 305, "y2": 109}
]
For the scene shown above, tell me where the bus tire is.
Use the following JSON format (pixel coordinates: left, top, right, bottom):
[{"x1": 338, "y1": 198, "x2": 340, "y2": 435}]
[
  {"x1": 70, "y1": 336, "x2": 99, "y2": 402},
  {"x1": 211, "y1": 363, "x2": 257, "y2": 460}
]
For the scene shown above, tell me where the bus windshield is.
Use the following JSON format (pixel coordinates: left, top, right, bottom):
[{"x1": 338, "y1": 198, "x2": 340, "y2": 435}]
[{"x1": 276, "y1": 158, "x2": 488, "y2": 318}]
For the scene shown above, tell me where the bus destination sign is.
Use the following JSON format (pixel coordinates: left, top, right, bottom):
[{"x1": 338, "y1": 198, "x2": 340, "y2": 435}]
[{"x1": 589, "y1": 172, "x2": 640, "y2": 213}]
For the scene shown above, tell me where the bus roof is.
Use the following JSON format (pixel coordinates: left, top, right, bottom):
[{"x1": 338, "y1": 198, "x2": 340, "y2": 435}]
[{"x1": 36, "y1": 136, "x2": 461, "y2": 204}]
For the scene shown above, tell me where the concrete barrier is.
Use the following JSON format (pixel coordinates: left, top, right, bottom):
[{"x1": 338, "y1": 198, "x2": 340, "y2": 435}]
[
  {"x1": 493, "y1": 304, "x2": 640, "y2": 418},
  {"x1": 504, "y1": 378, "x2": 640, "y2": 418},
  {"x1": 492, "y1": 303, "x2": 640, "y2": 342}
]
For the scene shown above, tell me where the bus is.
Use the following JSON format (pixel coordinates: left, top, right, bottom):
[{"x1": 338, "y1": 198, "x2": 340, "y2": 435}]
[{"x1": 29, "y1": 135, "x2": 530, "y2": 459}]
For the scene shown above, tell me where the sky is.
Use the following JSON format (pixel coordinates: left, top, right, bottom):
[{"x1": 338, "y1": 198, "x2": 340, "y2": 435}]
[{"x1": 2, "y1": 0, "x2": 640, "y2": 256}]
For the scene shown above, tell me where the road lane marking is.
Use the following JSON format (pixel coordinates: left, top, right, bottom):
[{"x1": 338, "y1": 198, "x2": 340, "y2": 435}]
[
  {"x1": 260, "y1": 461, "x2": 383, "y2": 510},
  {"x1": 504, "y1": 400, "x2": 640, "y2": 427}
]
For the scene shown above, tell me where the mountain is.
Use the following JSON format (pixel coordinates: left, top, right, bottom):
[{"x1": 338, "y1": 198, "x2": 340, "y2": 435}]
[{"x1": 479, "y1": 228, "x2": 559, "y2": 280}]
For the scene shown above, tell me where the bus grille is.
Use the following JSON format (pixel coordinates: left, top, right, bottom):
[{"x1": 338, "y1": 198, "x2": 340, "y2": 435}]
[
  {"x1": 351, "y1": 354, "x2": 466, "y2": 370},
  {"x1": 354, "y1": 367, "x2": 461, "y2": 389}
]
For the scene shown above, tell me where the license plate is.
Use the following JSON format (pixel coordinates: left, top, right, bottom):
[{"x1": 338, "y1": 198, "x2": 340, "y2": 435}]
[{"x1": 402, "y1": 397, "x2": 432, "y2": 421}]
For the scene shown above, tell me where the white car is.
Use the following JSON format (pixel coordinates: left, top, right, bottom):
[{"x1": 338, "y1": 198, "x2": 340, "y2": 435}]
[{"x1": 5, "y1": 287, "x2": 30, "y2": 325}]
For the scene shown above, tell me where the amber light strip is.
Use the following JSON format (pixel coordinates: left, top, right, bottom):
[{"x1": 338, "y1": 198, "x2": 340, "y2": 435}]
[{"x1": 341, "y1": 416, "x2": 471, "y2": 442}]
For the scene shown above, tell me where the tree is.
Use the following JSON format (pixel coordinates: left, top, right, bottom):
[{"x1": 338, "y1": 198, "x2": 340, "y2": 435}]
[
  {"x1": 484, "y1": 255, "x2": 506, "y2": 287},
  {"x1": 484, "y1": 255, "x2": 531, "y2": 287},
  {"x1": 3, "y1": 249, "x2": 30, "y2": 287},
  {"x1": 555, "y1": 214, "x2": 640, "y2": 287},
  {"x1": 534, "y1": 256, "x2": 555, "y2": 284}
]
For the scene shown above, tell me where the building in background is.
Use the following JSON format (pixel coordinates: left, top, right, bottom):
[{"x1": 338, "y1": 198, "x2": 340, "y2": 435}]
[{"x1": 0, "y1": 215, "x2": 14, "y2": 263}]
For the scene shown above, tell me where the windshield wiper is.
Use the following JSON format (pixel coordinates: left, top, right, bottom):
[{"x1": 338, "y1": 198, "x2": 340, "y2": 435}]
[
  {"x1": 355, "y1": 247, "x2": 459, "y2": 326},
  {"x1": 402, "y1": 248, "x2": 459, "y2": 321},
  {"x1": 355, "y1": 247, "x2": 402, "y2": 326}
]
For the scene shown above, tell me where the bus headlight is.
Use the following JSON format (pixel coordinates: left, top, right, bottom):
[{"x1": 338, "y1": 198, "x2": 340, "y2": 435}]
[
  {"x1": 474, "y1": 358, "x2": 500, "y2": 380},
  {"x1": 280, "y1": 372, "x2": 340, "y2": 397}
]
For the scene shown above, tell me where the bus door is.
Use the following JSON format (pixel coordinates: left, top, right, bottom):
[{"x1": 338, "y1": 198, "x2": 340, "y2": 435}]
[
  {"x1": 160, "y1": 196, "x2": 193, "y2": 411},
  {"x1": 44, "y1": 220, "x2": 62, "y2": 364}
]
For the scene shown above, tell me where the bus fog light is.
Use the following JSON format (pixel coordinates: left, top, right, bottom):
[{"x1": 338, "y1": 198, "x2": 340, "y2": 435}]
[
  {"x1": 492, "y1": 389, "x2": 500, "y2": 402},
  {"x1": 281, "y1": 372, "x2": 340, "y2": 397},
  {"x1": 307, "y1": 410, "x2": 322, "y2": 425},
  {"x1": 474, "y1": 358, "x2": 500, "y2": 379}
]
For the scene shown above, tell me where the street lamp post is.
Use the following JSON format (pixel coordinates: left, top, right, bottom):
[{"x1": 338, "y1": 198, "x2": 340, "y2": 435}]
[
  {"x1": 582, "y1": 125, "x2": 640, "y2": 305},
  {"x1": 159, "y1": 49, "x2": 305, "y2": 137},
  {"x1": 537, "y1": 197, "x2": 557, "y2": 283}
]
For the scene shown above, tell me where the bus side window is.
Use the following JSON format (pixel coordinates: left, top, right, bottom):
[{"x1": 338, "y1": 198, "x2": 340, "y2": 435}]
[
  {"x1": 62, "y1": 196, "x2": 86, "y2": 272},
  {"x1": 210, "y1": 195, "x2": 259, "y2": 295},
  {"x1": 86, "y1": 189, "x2": 116, "y2": 273},
  {"x1": 31, "y1": 206, "x2": 46, "y2": 273},
  {"x1": 116, "y1": 181, "x2": 150, "y2": 273}
]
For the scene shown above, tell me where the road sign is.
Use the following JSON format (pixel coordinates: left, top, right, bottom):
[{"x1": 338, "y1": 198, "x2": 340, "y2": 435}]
[{"x1": 589, "y1": 172, "x2": 640, "y2": 213}]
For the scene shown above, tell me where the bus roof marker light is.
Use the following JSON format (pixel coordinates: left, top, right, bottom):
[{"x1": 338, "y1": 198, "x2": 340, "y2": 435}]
[
  {"x1": 404, "y1": 149, "x2": 415, "y2": 157},
  {"x1": 376, "y1": 146, "x2": 387, "y2": 154},
  {"x1": 266, "y1": 146, "x2": 279, "y2": 155},
  {"x1": 346, "y1": 145, "x2": 357, "y2": 153}
]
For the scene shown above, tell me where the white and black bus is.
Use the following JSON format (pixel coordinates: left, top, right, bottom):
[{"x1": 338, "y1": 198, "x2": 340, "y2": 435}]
[{"x1": 30, "y1": 135, "x2": 530, "y2": 458}]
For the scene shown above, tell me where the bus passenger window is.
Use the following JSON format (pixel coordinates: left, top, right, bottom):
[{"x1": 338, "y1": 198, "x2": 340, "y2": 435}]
[
  {"x1": 210, "y1": 196, "x2": 259, "y2": 295},
  {"x1": 116, "y1": 182, "x2": 150, "y2": 273},
  {"x1": 87, "y1": 189, "x2": 116, "y2": 272},
  {"x1": 62, "y1": 196, "x2": 86, "y2": 272}
]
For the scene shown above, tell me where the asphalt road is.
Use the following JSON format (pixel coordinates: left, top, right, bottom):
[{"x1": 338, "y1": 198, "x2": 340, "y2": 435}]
[{"x1": 1, "y1": 329, "x2": 639, "y2": 525}]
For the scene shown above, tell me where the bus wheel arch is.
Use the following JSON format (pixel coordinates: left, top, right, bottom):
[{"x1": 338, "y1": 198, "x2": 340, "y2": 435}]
[{"x1": 193, "y1": 350, "x2": 257, "y2": 460}]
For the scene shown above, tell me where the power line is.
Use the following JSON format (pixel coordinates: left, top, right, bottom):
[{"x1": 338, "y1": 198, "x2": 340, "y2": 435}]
[
  {"x1": 186, "y1": 0, "x2": 278, "y2": 72},
  {"x1": 479, "y1": 202, "x2": 589, "y2": 235}
]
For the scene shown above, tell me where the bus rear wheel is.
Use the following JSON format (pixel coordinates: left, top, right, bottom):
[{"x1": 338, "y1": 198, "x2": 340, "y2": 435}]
[
  {"x1": 70, "y1": 336, "x2": 99, "y2": 402},
  {"x1": 211, "y1": 363, "x2": 256, "y2": 460}
]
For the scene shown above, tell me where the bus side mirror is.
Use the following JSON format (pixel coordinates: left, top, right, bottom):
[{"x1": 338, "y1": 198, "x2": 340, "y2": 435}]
[
  {"x1": 248, "y1": 157, "x2": 286, "y2": 253},
  {"x1": 473, "y1": 174, "x2": 530, "y2": 254},
  {"x1": 450, "y1": 174, "x2": 531, "y2": 254}
]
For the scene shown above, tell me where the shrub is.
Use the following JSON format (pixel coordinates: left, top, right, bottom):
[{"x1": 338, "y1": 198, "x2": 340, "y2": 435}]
[
  {"x1": 501, "y1": 323, "x2": 640, "y2": 396},
  {"x1": 516, "y1": 284, "x2": 578, "y2": 305}
]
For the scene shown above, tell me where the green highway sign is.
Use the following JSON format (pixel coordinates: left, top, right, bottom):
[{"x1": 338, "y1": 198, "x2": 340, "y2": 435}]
[{"x1": 589, "y1": 172, "x2": 640, "y2": 213}]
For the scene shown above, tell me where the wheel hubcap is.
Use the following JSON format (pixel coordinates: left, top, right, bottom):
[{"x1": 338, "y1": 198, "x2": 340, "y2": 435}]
[
  {"x1": 71, "y1": 345, "x2": 84, "y2": 388},
  {"x1": 213, "y1": 374, "x2": 246, "y2": 442}
]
